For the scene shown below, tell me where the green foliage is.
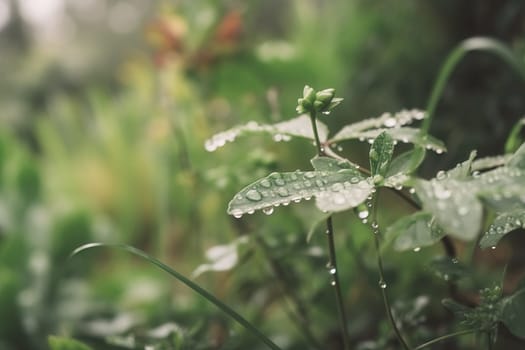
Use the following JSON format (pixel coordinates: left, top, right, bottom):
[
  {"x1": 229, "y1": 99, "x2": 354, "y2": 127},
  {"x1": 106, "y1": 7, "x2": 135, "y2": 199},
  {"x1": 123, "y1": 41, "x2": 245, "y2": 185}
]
[{"x1": 48, "y1": 336, "x2": 93, "y2": 350}]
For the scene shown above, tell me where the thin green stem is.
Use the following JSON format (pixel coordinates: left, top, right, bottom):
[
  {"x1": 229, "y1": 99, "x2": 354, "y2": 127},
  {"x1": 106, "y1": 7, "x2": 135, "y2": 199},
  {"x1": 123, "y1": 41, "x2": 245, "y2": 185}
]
[
  {"x1": 308, "y1": 110, "x2": 350, "y2": 350},
  {"x1": 70, "y1": 243, "x2": 282, "y2": 350},
  {"x1": 309, "y1": 112, "x2": 325, "y2": 156},
  {"x1": 370, "y1": 192, "x2": 411, "y2": 350},
  {"x1": 414, "y1": 329, "x2": 476, "y2": 350}
]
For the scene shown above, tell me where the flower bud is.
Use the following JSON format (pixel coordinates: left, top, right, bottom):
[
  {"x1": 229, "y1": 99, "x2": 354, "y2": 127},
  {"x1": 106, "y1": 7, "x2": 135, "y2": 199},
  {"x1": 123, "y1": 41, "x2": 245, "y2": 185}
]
[{"x1": 302, "y1": 85, "x2": 316, "y2": 104}]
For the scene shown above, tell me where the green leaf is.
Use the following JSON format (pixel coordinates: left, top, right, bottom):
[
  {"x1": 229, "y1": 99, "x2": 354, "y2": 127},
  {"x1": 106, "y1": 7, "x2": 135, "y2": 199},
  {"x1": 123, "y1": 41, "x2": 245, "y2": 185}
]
[
  {"x1": 385, "y1": 212, "x2": 444, "y2": 251},
  {"x1": 414, "y1": 178, "x2": 482, "y2": 240},
  {"x1": 311, "y1": 156, "x2": 361, "y2": 174},
  {"x1": 48, "y1": 336, "x2": 93, "y2": 350},
  {"x1": 505, "y1": 119, "x2": 525, "y2": 153},
  {"x1": 228, "y1": 169, "x2": 372, "y2": 217},
  {"x1": 501, "y1": 288, "x2": 525, "y2": 339},
  {"x1": 333, "y1": 127, "x2": 446, "y2": 154},
  {"x1": 429, "y1": 256, "x2": 470, "y2": 282},
  {"x1": 386, "y1": 147, "x2": 426, "y2": 177},
  {"x1": 479, "y1": 210, "x2": 525, "y2": 249},
  {"x1": 204, "y1": 115, "x2": 328, "y2": 152},
  {"x1": 330, "y1": 109, "x2": 425, "y2": 142},
  {"x1": 369, "y1": 131, "x2": 394, "y2": 178},
  {"x1": 475, "y1": 166, "x2": 525, "y2": 211},
  {"x1": 508, "y1": 142, "x2": 525, "y2": 169}
]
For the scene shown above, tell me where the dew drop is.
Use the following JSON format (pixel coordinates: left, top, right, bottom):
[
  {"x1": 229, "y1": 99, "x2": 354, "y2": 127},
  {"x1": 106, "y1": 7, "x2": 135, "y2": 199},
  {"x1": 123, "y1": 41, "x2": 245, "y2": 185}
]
[
  {"x1": 331, "y1": 280, "x2": 337, "y2": 286},
  {"x1": 358, "y1": 210, "x2": 369, "y2": 219},
  {"x1": 246, "y1": 189, "x2": 263, "y2": 201},
  {"x1": 329, "y1": 268, "x2": 337, "y2": 275},
  {"x1": 262, "y1": 207, "x2": 274, "y2": 215},
  {"x1": 383, "y1": 117, "x2": 397, "y2": 128},
  {"x1": 379, "y1": 280, "x2": 387, "y2": 289},
  {"x1": 413, "y1": 247, "x2": 421, "y2": 252},
  {"x1": 260, "y1": 179, "x2": 271, "y2": 188},
  {"x1": 409, "y1": 188, "x2": 416, "y2": 194},
  {"x1": 436, "y1": 170, "x2": 447, "y2": 180},
  {"x1": 277, "y1": 188, "x2": 289, "y2": 197},
  {"x1": 247, "y1": 210, "x2": 255, "y2": 215},
  {"x1": 304, "y1": 172, "x2": 316, "y2": 179},
  {"x1": 232, "y1": 210, "x2": 243, "y2": 219},
  {"x1": 491, "y1": 246, "x2": 497, "y2": 250}
]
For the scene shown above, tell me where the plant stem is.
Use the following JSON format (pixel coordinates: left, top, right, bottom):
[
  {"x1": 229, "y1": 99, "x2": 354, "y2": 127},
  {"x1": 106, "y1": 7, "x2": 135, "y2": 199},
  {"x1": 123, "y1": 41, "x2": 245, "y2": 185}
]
[
  {"x1": 370, "y1": 192, "x2": 411, "y2": 350},
  {"x1": 414, "y1": 329, "x2": 476, "y2": 350},
  {"x1": 309, "y1": 110, "x2": 350, "y2": 350}
]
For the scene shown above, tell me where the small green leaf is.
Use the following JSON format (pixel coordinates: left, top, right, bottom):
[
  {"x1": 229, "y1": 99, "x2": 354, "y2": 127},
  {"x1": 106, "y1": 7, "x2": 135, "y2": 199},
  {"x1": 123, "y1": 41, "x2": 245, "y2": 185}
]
[
  {"x1": 228, "y1": 170, "x2": 372, "y2": 217},
  {"x1": 386, "y1": 147, "x2": 426, "y2": 177},
  {"x1": 501, "y1": 288, "x2": 525, "y2": 338},
  {"x1": 330, "y1": 109, "x2": 425, "y2": 142},
  {"x1": 370, "y1": 131, "x2": 394, "y2": 177},
  {"x1": 48, "y1": 336, "x2": 93, "y2": 350},
  {"x1": 475, "y1": 167, "x2": 525, "y2": 211},
  {"x1": 204, "y1": 115, "x2": 328, "y2": 152},
  {"x1": 414, "y1": 178, "x2": 482, "y2": 240},
  {"x1": 385, "y1": 212, "x2": 444, "y2": 251},
  {"x1": 479, "y1": 210, "x2": 525, "y2": 249}
]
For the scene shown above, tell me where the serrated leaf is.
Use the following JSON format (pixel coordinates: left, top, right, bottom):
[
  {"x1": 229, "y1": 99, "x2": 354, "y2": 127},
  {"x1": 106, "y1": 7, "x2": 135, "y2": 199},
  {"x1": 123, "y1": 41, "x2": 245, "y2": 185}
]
[
  {"x1": 414, "y1": 179, "x2": 482, "y2": 240},
  {"x1": 385, "y1": 212, "x2": 444, "y2": 251},
  {"x1": 48, "y1": 336, "x2": 93, "y2": 350},
  {"x1": 370, "y1": 131, "x2": 394, "y2": 177},
  {"x1": 228, "y1": 170, "x2": 372, "y2": 217},
  {"x1": 330, "y1": 109, "x2": 425, "y2": 142},
  {"x1": 479, "y1": 210, "x2": 525, "y2": 249},
  {"x1": 501, "y1": 288, "x2": 525, "y2": 339},
  {"x1": 429, "y1": 256, "x2": 469, "y2": 282},
  {"x1": 508, "y1": 143, "x2": 525, "y2": 169},
  {"x1": 204, "y1": 115, "x2": 328, "y2": 151},
  {"x1": 386, "y1": 147, "x2": 426, "y2": 177}
]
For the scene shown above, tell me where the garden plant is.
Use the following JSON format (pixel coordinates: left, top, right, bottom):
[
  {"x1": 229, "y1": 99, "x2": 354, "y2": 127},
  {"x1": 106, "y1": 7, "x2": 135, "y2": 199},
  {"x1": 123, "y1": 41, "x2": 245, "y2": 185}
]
[{"x1": 69, "y1": 36, "x2": 525, "y2": 350}]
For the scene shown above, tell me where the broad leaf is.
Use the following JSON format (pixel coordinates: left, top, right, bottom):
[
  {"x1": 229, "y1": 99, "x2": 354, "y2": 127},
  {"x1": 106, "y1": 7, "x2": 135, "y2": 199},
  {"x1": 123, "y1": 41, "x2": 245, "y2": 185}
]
[
  {"x1": 480, "y1": 210, "x2": 525, "y2": 249},
  {"x1": 385, "y1": 212, "x2": 444, "y2": 251},
  {"x1": 228, "y1": 169, "x2": 372, "y2": 217},
  {"x1": 205, "y1": 115, "x2": 328, "y2": 151},
  {"x1": 475, "y1": 166, "x2": 525, "y2": 211},
  {"x1": 370, "y1": 131, "x2": 394, "y2": 177},
  {"x1": 330, "y1": 109, "x2": 425, "y2": 142},
  {"x1": 501, "y1": 288, "x2": 525, "y2": 339},
  {"x1": 414, "y1": 178, "x2": 482, "y2": 240}
]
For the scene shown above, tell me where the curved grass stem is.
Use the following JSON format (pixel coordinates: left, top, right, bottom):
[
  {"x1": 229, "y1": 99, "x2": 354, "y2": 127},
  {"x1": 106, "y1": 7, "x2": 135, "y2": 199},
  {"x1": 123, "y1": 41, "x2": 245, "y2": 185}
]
[{"x1": 70, "y1": 243, "x2": 282, "y2": 350}]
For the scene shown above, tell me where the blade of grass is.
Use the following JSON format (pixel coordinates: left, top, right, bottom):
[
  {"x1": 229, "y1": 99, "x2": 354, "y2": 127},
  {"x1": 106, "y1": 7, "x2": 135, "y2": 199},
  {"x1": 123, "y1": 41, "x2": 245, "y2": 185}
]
[{"x1": 70, "y1": 243, "x2": 282, "y2": 350}]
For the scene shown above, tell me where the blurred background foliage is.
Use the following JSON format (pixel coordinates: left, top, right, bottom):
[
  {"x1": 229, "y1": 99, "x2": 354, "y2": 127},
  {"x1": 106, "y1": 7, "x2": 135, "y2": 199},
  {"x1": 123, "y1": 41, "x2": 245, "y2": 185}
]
[{"x1": 1, "y1": 0, "x2": 525, "y2": 349}]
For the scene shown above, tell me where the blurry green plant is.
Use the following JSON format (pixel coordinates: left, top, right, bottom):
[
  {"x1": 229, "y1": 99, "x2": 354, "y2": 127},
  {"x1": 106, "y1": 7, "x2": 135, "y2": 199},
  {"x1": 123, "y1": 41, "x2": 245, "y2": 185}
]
[{"x1": 66, "y1": 37, "x2": 525, "y2": 350}]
